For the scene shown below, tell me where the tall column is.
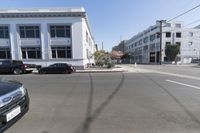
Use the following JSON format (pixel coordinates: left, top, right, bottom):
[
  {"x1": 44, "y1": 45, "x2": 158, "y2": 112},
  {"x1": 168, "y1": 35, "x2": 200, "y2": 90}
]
[
  {"x1": 10, "y1": 23, "x2": 18, "y2": 60},
  {"x1": 40, "y1": 23, "x2": 49, "y2": 60}
]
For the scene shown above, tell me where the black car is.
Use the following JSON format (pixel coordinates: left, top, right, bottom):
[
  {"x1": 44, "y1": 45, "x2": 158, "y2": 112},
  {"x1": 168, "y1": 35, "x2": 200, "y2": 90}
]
[
  {"x1": 39, "y1": 63, "x2": 75, "y2": 74},
  {"x1": 0, "y1": 60, "x2": 40, "y2": 75},
  {"x1": 0, "y1": 78, "x2": 29, "y2": 132}
]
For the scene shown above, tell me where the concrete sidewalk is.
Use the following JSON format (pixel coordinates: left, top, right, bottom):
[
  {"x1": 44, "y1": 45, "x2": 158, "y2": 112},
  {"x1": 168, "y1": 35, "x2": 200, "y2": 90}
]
[{"x1": 76, "y1": 67, "x2": 128, "y2": 73}]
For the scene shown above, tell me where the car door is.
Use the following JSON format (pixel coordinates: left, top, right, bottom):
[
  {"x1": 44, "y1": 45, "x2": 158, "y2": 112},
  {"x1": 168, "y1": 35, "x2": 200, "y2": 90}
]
[
  {"x1": 49, "y1": 64, "x2": 59, "y2": 74},
  {"x1": 45, "y1": 64, "x2": 55, "y2": 74},
  {"x1": 1, "y1": 61, "x2": 11, "y2": 73},
  {"x1": 54, "y1": 64, "x2": 64, "y2": 73},
  {"x1": 58, "y1": 64, "x2": 66, "y2": 73}
]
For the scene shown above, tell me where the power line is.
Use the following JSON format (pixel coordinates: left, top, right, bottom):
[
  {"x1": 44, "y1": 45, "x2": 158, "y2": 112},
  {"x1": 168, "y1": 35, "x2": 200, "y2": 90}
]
[
  {"x1": 168, "y1": 3, "x2": 200, "y2": 22},
  {"x1": 183, "y1": 19, "x2": 200, "y2": 27}
]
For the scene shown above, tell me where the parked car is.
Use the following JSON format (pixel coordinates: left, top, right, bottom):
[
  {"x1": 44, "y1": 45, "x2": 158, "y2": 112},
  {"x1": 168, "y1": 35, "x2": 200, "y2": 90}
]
[
  {"x1": 39, "y1": 63, "x2": 75, "y2": 74},
  {"x1": 0, "y1": 60, "x2": 41, "y2": 75},
  {"x1": 191, "y1": 59, "x2": 200, "y2": 63},
  {"x1": 0, "y1": 78, "x2": 29, "y2": 132}
]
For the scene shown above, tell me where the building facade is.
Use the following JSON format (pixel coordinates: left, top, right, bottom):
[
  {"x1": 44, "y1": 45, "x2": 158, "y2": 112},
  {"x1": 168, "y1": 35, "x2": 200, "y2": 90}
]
[
  {"x1": 126, "y1": 21, "x2": 200, "y2": 64},
  {"x1": 112, "y1": 40, "x2": 127, "y2": 53},
  {"x1": 0, "y1": 8, "x2": 96, "y2": 69}
]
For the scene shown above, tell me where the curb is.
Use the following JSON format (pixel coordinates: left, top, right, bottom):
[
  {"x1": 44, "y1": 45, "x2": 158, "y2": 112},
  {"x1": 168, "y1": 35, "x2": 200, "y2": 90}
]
[{"x1": 76, "y1": 70, "x2": 128, "y2": 73}]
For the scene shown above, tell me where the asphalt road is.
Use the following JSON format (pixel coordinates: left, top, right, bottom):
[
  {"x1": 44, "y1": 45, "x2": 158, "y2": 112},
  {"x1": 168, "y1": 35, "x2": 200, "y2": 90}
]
[
  {"x1": 2, "y1": 71, "x2": 200, "y2": 133},
  {"x1": 137, "y1": 64, "x2": 200, "y2": 77}
]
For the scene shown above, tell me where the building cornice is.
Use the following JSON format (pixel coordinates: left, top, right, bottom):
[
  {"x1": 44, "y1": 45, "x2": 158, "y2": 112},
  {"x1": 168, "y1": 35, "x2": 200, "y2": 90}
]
[
  {"x1": 0, "y1": 12, "x2": 86, "y2": 18},
  {"x1": 0, "y1": 7, "x2": 86, "y2": 18}
]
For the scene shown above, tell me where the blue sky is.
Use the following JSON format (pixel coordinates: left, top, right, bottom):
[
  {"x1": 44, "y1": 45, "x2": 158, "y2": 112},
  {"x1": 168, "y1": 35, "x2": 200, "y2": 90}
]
[{"x1": 0, "y1": 0, "x2": 200, "y2": 51}]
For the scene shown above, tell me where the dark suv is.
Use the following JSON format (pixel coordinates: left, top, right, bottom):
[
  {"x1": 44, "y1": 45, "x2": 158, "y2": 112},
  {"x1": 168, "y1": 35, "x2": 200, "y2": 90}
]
[
  {"x1": 0, "y1": 78, "x2": 29, "y2": 132},
  {"x1": 0, "y1": 60, "x2": 39, "y2": 75}
]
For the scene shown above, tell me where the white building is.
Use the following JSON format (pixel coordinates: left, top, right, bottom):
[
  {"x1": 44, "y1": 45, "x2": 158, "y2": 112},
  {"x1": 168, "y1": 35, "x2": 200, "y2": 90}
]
[
  {"x1": 126, "y1": 21, "x2": 200, "y2": 64},
  {"x1": 0, "y1": 7, "x2": 96, "y2": 69}
]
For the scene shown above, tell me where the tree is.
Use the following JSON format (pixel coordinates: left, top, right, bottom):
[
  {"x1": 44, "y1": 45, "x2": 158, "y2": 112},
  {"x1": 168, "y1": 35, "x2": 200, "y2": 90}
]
[
  {"x1": 94, "y1": 50, "x2": 115, "y2": 68},
  {"x1": 110, "y1": 51, "x2": 123, "y2": 60},
  {"x1": 165, "y1": 44, "x2": 180, "y2": 61}
]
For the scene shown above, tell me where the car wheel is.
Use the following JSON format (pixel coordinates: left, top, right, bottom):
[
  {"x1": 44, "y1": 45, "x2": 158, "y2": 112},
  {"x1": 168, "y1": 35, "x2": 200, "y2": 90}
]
[
  {"x1": 13, "y1": 69, "x2": 22, "y2": 75},
  {"x1": 67, "y1": 71, "x2": 72, "y2": 74}
]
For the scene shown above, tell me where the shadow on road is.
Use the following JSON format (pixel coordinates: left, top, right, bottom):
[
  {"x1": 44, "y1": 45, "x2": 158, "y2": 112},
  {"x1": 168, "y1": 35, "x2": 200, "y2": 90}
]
[{"x1": 74, "y1": 73, "x2": 125, "y2": 133}]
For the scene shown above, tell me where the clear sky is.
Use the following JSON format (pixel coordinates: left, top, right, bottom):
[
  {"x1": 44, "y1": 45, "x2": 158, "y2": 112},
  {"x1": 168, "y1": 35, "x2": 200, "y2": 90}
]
[{"x1": 0, "y1": 0, "x2": 200, "y2": 51}]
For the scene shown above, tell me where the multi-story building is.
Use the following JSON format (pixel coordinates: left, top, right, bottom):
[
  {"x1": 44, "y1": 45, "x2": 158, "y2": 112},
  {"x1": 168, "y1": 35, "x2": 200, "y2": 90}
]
[
  {"x1": 112, "y1": 40, "x2": 127, "y2": 53},
  {"x1": 126, "y1": 21, "x2": 200, "y2": 64},
  {"x1": 0, "y1": 7, "x2": 96, "y2": 69}
]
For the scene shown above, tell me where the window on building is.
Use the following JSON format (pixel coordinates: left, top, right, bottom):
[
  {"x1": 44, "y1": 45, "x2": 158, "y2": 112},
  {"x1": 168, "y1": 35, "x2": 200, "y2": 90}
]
[
  {"x1": 156, "y1": 32, "x2": 160, "y2": 38},
  {"x1": 166, "y1": 42, "x2": 171, "y2": 45},
  {"x1": 188, "y1": 42, "x2": 192, "y2": 46},
  {"x1": 0, "y1": 26, "x2": 9, "y2": 39},
  {"x1": 0, "y1": 48, "x2": 10, "y2": 59},
  {"x1": 175, "y1": 24, "x2": 181, "y2": 28},
  {"x1": 176, "y1": 42, "x2": 181, "y2": 47},
  {"x1": 150, "y1": 44, "x2": 155, "y2": 50},
  {"x1": 165, "y1": 23, "x2": 171, "y2": 27},
  {"x1": 86, "y1": 49, "x2": 89, "y2": 58},
  {"x1": 150, "y1": 34, "x2": 156, "y2": 42},
  {"x1": 176, "y1": 32, "x2": 181, "y2": 38},
  {"x1": 50, "y1": 25, "x2": 71, "y2": 38},
  {"x1": 21, "y1": 47, "x2": 41, "y2": 59},
  {"x1": 143, "y1": 45, "x2": 148, "y2": 51},
  {"x1": 19, "y1": 26, "x2": 40, "y2": 38},
  {"x1": 51, "y1": 46, "x2": 72, "y2": 59},
  {"x1": 143, "y1": 37, "x2": 148, "y2": 43},
  {"x1": 166, "y1": 32, "x2": 171, "y2": 38},
  {"x1": 189, "y1": 32, "x2": 193, "y2": 37},
  {"x1": 86, "y1": 31, "x2": 89, "y2": 43},
  {"x1": 139, "y1": 39, "x2": 142, "y2": 45}
]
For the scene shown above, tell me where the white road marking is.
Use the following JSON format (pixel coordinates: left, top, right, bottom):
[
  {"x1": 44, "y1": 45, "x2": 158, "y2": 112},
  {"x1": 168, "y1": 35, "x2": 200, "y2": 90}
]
[{"x1": 166, "y1": 79, "x2": 200, "y2": 90}]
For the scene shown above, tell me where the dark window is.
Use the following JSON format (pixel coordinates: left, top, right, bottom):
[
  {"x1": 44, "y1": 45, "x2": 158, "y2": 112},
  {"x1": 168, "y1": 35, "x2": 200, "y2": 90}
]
[
  {"x1": 50, "y1": 25, "x2": 71, "y2": 38},
  {"x1": 166, "y1": 42, "x2": 171, "y2": 45},
  {"x1": 0, "y1": 48, "x2": 11, "y2": 59},
  {"x1": 175, "y1": 24, "x2": 181, "y2": 28},
  {"x1": 51, "y1": 46, "x2": 72, "y2": 59},
  {"x1": 66, "y1": 26, "x2": 70, "y2": 37},
  {"x1": 166, "y1": 32, "x2": 171, "y2": 38},
  {"x1": 150, "y1": 34, "x2": 156, "y2": 42},
  {"x1": 67, "y1": 46, "x2": 72, "y2": 58},
  {"x1": 52, "y1": 49, "x2": 56, "y2": 58},
  {"x1": 57, "y1": 49, "x2": 66, "y2": 58},
  {"x1": 86, "y1": 31, "x2": 89, "y2": 42},
  {"x1": 22, "y1": 50, "x2": 26, "y2": 59},
  {"x1": 176, "y1": 42, "x2": 181, "y2": 46},
  {"x1": 0, "y1": 26, "x2": 9, "y2": 39},
  {"x1": 139, "y1": 39, "x2": 142, "y2": 45},
  {"x1": 19, "y1": 26, "x2": 40, "y2": 38},
  {"x1": 35, "y1": 29, "x2": 40, "y2": 38},
  {"x1": 19, "y1": 27, "x2": 25, "y2": 38},
  {"x1": 21, "y1": 47, "x2": 41, "y2": 59},
  {"x1": 176, "y1": 32, "x2": 181, "y2": 38},
  {"x1": 0, "y1": 51, "x2": 6, "y2": 59},
  {"x1": 143, "y1": 37, "x2": 148, "y2": 43},
  {"x1": 156, "y1": 32, "x2": 160, "y2": 38}
]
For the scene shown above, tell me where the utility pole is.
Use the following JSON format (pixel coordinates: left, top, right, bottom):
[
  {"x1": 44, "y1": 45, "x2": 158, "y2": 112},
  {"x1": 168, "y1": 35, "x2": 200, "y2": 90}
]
[
  {"x1": 102, "y1": 42, "x2": 104, "y2": 50},
  {"x1": 159, "y1": 20, "x2": 166, "y2": 65}
]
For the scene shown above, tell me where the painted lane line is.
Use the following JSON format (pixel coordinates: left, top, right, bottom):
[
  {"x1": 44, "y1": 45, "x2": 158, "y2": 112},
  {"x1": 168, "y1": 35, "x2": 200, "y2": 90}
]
[{"x1": 166, "y1": 79, "x2": 200, "y2": 90}]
